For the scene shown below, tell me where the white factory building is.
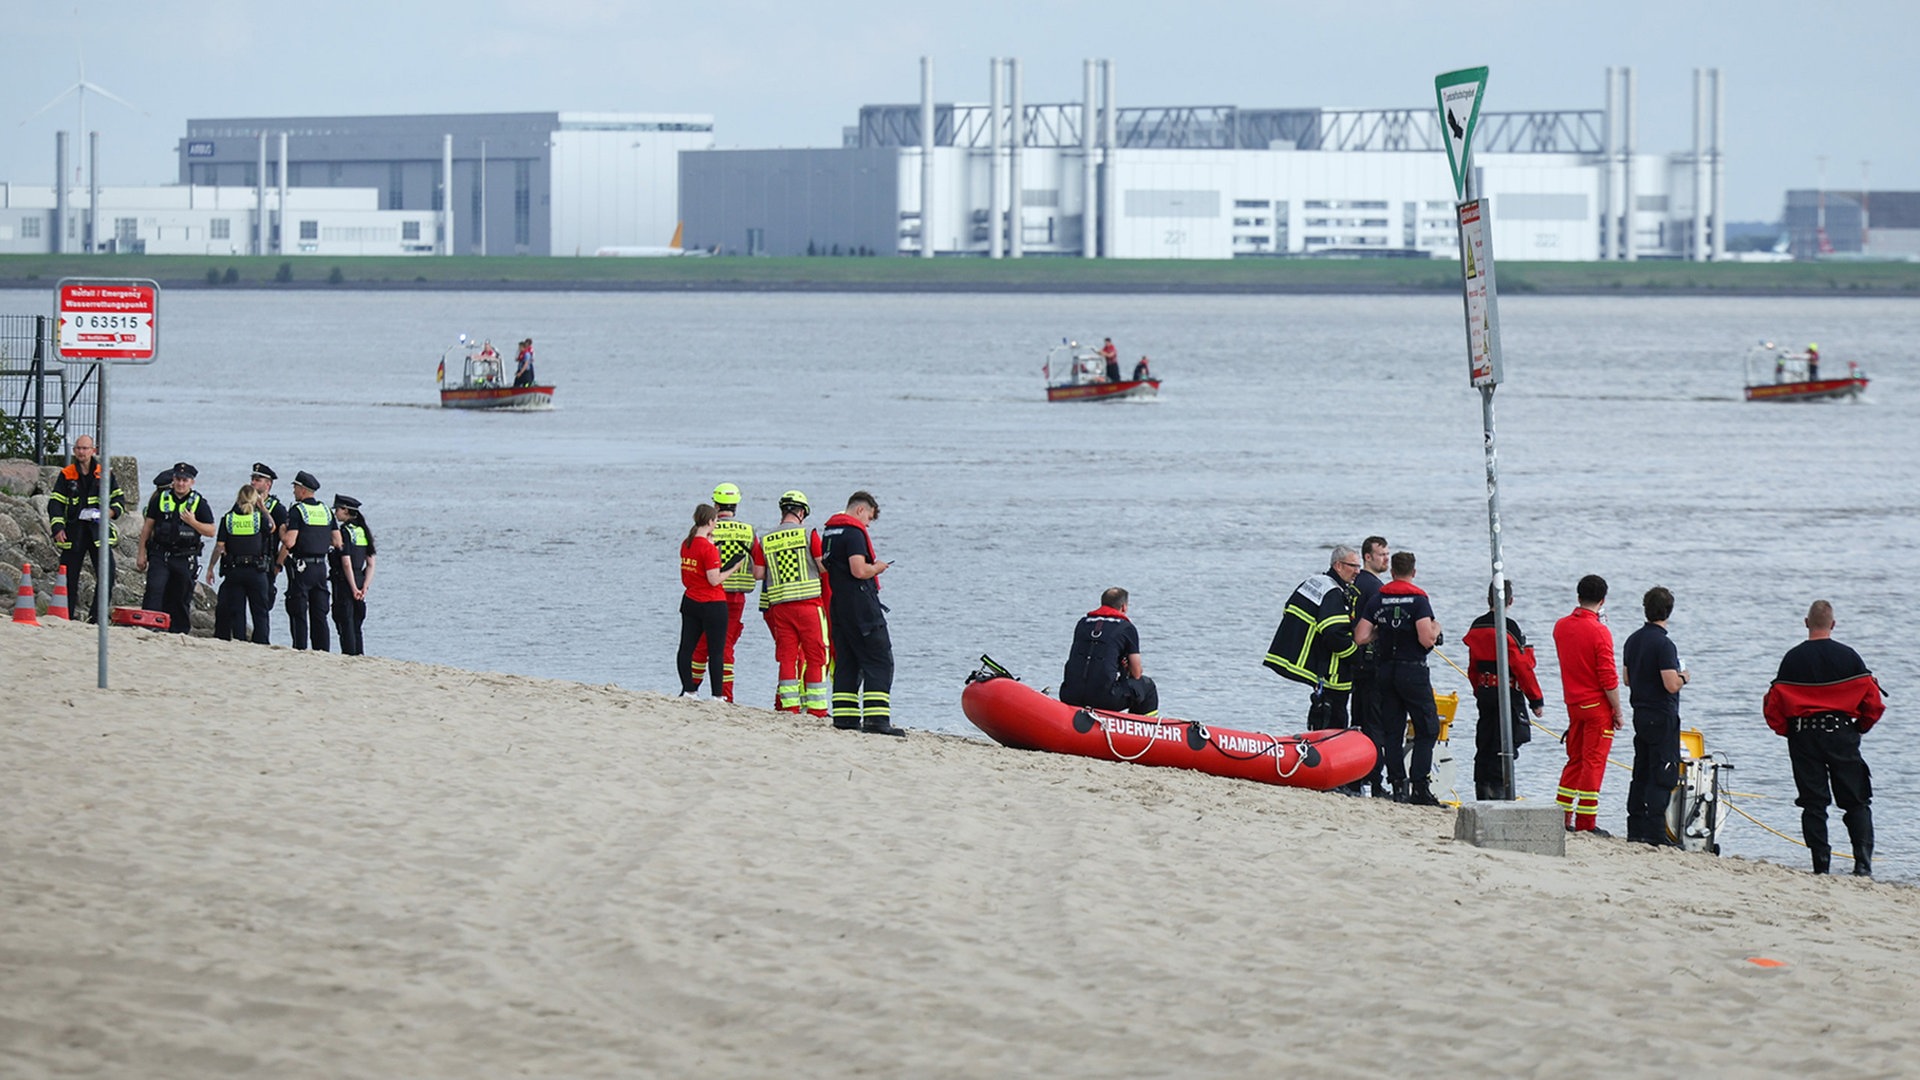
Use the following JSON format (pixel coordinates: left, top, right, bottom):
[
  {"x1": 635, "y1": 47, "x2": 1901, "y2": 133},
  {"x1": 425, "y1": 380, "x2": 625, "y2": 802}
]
[
  {"x1": 175, "y1": 111, "x2": 714, "y2": 256},
  {"x1": 683, "y1": 61, "x2": 1729, "y2": 261}
]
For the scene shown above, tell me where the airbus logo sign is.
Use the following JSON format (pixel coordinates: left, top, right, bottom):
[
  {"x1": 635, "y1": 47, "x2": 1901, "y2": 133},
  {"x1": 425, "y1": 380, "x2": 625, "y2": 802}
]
[{"x1": 186, "y1": 140, "x2": 215, "y2": 158}]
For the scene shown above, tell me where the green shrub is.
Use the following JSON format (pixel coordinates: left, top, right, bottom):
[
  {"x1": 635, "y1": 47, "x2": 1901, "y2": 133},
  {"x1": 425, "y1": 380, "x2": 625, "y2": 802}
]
[
  {"x1": 275, "y1": 262, "x2": 293, "y2": 283},
  {"x1": 223, "y1": 267, "x2": 239, "y2": 284}
]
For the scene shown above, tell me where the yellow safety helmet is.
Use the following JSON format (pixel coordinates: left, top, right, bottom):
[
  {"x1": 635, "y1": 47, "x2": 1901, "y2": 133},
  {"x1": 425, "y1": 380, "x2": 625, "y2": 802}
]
[
  {"x1": 779, "y1": 489, "x2": 810, "y2": 513},
  {"x1": 712, "y1": 482, "x2": 741, "y2": 505},
  {"x1": 1807, "y1": 343, "x2": 1819, "y2": 352}
]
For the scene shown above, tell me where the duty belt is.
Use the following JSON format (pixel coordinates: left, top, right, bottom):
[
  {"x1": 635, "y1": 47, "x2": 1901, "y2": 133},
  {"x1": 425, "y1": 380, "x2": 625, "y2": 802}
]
[
  {"x1": 1789, "y1": 713, "x2": 1856, "y2": 734},
  {"x1": 228, "y1": 555, "x2": 269, "y2": 570}
]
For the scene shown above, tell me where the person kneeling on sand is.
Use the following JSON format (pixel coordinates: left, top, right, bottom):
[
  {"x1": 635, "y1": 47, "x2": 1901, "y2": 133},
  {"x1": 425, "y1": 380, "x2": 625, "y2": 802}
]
[{"x1": 1059, "y1": 587, "x2": 1159, "y2": 717}]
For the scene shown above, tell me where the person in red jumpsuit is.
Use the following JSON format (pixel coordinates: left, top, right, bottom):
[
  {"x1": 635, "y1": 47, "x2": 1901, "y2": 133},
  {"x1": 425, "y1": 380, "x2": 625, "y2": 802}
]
[{"x1": 1552, "y1": 574, "x2": 1622, "y2": 834}]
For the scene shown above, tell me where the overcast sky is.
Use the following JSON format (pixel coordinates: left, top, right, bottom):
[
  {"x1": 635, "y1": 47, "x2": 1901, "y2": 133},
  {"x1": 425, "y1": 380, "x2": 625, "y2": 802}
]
[{"x1": 4, "y1": 0, "x2": 1912, "y2": 223}]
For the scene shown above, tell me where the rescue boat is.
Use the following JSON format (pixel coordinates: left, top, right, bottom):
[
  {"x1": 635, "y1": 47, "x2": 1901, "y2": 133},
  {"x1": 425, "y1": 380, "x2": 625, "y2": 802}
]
[
  {"x1": 960, "y1": 659, "x2": 1375, "y2": 791},
  {"x1": 438, "y1": 334, "x2": 555, "y2": 410},
  {"x1": 1043, "y1": 340, "x2": 1160, "y2": 403},
  {"x1": 1742, "y1": 341, "x2": 1867, "y2": 402}
]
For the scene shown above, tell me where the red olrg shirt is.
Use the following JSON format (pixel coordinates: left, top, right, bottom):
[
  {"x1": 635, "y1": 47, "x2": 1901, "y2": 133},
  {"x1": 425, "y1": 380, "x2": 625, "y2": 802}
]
[{"x1": 680, "y1": 536, "x2": 724, "y2": 603}]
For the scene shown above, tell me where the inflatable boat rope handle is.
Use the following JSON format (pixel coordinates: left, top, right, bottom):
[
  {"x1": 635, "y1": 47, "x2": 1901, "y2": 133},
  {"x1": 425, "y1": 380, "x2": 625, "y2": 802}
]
[
  {"x1": 1268, "y1": 732, "x2": 1309, "y2": 780},
  {"x1": 1094, "y1": 711, "x2": 1161, "y2": 763}
]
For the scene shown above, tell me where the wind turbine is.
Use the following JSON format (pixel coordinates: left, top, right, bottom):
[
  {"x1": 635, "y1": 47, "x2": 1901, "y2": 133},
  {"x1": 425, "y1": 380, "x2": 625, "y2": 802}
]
[{"x1": 21, "y1": 26, "x2": 145, "y2": 188}]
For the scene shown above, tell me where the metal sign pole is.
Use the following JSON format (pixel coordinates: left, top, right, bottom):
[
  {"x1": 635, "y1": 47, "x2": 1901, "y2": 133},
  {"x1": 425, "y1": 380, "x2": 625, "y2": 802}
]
[{"x1": 96, "y1": 362, "x2": 110, "y2": 688}]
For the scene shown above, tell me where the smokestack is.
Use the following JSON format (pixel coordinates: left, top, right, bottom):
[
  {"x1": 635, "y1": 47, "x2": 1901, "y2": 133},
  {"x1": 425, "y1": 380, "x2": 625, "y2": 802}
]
[
  {"x1": 1711, "y1": 68, "x2": 1726, "y2": 260},
  {"x1": 53, "y1": 132, "x2": 68, "y2": 255},
  {"x1": 1622, "y1": 67, "x2": 1637, "y2": 262},
  {"x1": 1081, "y1": 59, "x2": 1097, "y2": 258},
  {"x1": 989, "y1": 58, "x2": 1004, "y2": 259},
  {"x1": 1692, "y1": 69, "x2": 1707, "y2": 262},
  {"x1": 921, "y1": 56, "x2": 935, "y2": 259},
  {"x1": 1601, "y1": 68, "x2": 1615, "y2": 261},
  {"x1": 256, "y1": 131, "x2": 268, "y2": 257},
  {"x1": 442, "y1": 134, "x2": 454, "y2": 256},
  {"x1": 88, "y1": 131, "x2": 100, "y2": 254},
  {"x1": 278, "y1": 131, "x2": 289, "y2": 256},
  {"x1": 1102, "y1": 59, "x2": 1116, "y2": 259},
  {"x1": 1009, "y1": 59, "x2": 1023, "y2": 258}
]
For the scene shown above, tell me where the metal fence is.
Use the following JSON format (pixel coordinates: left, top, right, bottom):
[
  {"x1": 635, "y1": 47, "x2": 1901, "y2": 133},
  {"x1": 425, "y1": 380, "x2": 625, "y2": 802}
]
[{"x1": 0, "y1": 313, "x2": 101, "y2": 464}]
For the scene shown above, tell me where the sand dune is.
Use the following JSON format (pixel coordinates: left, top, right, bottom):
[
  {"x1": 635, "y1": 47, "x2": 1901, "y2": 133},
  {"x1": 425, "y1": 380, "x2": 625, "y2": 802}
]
[{"x1": 3, "y1": 617, "x2": 1915, "y2": 1078}]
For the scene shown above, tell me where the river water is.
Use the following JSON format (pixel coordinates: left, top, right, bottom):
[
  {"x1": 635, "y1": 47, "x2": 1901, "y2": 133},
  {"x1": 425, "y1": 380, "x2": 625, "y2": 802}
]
[{"x1": 9, "y1": 286, "x2": 1916, "y2": 881}]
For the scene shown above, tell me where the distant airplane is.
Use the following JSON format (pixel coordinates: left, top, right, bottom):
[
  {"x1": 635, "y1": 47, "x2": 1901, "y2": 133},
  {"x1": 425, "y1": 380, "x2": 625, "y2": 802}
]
[{"x1": 594, "y1": 222, "x2": 711, "y2": 257}]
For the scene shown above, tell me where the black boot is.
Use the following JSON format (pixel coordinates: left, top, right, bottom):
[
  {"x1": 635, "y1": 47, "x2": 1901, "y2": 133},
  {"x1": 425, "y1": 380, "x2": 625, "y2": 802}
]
[
  {"x1": 1845, "y1": 807, "x2": 1874, "y2": 878},
  {"x1": 1852, "y1": 848, "x2": 1873, "y2": 878},
  {"x1": 1407, "y1": 782, "x2": 1441, "y2": 807},
  {"x1": 1391, "y1": 780, "x2": 1410, "y2": 804},
  {"x1": 1811, "y1": 851, "x2": 1831, "y2": 875},
  {"x1": 862, "y1": 720, "x2": 907, "y2": 737}
]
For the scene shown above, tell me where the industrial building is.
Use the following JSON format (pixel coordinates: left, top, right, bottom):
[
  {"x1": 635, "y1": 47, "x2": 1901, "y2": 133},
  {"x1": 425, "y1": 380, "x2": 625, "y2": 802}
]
[
  {"x1": 0, "y1": 132, "x2": 436, "y2": 257},
  {"x1": 176, "y1": 111, "x2": 714, "y2": 256},
  {"x1": 681, "y1": 60, "x2": 1730, "y2": 262},
  {"x1": 1782, "y1": 190, "x2": 1920, "y2": 260}
]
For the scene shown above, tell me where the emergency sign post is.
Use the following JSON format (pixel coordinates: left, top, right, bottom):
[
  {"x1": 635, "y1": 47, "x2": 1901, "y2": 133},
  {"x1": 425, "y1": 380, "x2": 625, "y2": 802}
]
[
  {"x1": 54, "y1": 277, "x2": 160, "y2": 690},
  {"x1": 1437, "y1": 67, "x2": 1517, "y2": 800}
]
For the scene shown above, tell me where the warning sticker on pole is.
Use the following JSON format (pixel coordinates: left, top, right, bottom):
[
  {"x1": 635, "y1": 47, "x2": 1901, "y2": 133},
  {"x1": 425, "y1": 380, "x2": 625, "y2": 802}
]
[
  {"x1": 1457, "y1": 200, "x2": 1503, "y2": 388},
  {"x1": 56, "y1": 278, "x2": 160, "y2": 363}
]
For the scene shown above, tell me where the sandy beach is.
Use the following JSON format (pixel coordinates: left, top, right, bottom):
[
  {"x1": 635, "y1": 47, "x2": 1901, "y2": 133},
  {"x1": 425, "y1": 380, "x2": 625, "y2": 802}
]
[{"x1": 4, "y1": 617, "x2": 1916, "y2": 1078}]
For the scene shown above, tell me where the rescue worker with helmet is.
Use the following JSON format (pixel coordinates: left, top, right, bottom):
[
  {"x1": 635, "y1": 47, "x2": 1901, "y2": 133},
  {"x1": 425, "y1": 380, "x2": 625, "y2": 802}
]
[
  {"x1": 136, "y1": 462, "x2": 216, "y2": 633},
  {"x1": 694, "y1": 482, "x2": 755, "y2": 703},
  {"x1": 751, "y1": 490, "x2": 829, "y2": 716},
  {"x1": 1354, "y1": 551, "x2": 1445, "y2": 805},
  {"x1": 821, "y1": 491, "x2": 905, "y2": 736},
  {"x1": 1265, "y1": 546, "x2": 1363, "y2": 732},
  {"x1": 47, "y1": 435, "x2": 124, "y2": 623},
  {"x1": 277, "y1": 470, "x2": 341, "y2": 651}
]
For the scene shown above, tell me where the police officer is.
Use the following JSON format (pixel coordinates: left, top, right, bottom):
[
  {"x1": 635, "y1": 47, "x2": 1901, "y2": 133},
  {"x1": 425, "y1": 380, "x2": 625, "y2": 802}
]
[
  {"x1": 1060, "y1": 587, "x2": 1159, "y2": 716},
  {"x1": 694, "y1": 483, "x2": 756, "y2": 702},
  {"x1": 240, "y1": 463, "x2": 290, "y2": 641},
  {"x1": 277, "y1": 470, "x2": 340, "y2": 651},
  {"x1": 821, "y1": 490, "x2": 904, "y2": 736},
  {"x1": 751, "y1": 490, "x2": 828, "y2": 715},
  {"x1": 329, "y1": 494, "x2": 376, "y2": 656},
  {"x1": 205, "y1": 484, "x2": 274, "y2": 644},
  {"x1": 47, "y1": 436, "x2": 125, "y2": 623},
  {"x1": 1354, "y1": 551, "x2": 1445, "y2": 805},
  {"x1": 136, "y1": 462, "x2": 215, "y2": 633}
]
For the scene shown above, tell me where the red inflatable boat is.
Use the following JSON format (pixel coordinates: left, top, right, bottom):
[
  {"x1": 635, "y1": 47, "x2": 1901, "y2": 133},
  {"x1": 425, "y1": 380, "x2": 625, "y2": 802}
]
[{"x1": 961, "y1": 669, "x2": 1376, "y2": 791}]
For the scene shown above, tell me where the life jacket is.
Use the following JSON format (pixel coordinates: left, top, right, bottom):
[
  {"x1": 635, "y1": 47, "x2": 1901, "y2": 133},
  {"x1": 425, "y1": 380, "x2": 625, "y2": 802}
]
[
  {"x1": 1061, "y1": 606, "x2": 1133, "y2": 704},
  {"x1": 1264, "y1": 571, "x2": 1358, "y2": 691},
  {"x1": 1368, "y1": 579, "x2": 1433, "y2": 663},
  {"x1": 711, "y1": 517, "x2": 757, "y2": 593},
  {"x1": 1463, "y1": 611, "x2": 1545, "y2": 703},
  {"x1": 759, "y1": 526, "x2": 822, "y2": 607}
]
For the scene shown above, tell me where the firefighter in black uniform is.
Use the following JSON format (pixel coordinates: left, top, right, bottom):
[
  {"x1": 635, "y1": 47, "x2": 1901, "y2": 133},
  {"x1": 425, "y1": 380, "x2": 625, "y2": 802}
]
[
  {"x1": 1354, "y1": 551, "x2": 1446, "y2": 805},
  {"x1": 820, "y1": 490, "x2": 905, "y2": 736},
  {"x1": 205, "y1": 484, "x2": 275, "y2": 644},
  {"x1": 1059, "y1": 587, "x2": 1159, "y2": 716},
  {"x1": 1264, "y1": 546, "x2": 1362, "y2": 730},
  {"x1": 47, "y1": 435, "x2": 125, "y2": 623},
  {"x1": 136, "y1": 462, "x2": 215, "y2": 633},
  {"x1": 278, "y1": 470, "x2": 341, "y2": 651},
  {"x1": 329, "y1": 494, "x2": 376, "y2": 656}
]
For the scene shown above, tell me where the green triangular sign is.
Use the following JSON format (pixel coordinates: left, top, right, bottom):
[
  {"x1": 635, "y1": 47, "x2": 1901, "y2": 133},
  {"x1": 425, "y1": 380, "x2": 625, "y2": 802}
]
[{"x1": 1434, "y1": 66, "x2": 1489, "y2": 201}]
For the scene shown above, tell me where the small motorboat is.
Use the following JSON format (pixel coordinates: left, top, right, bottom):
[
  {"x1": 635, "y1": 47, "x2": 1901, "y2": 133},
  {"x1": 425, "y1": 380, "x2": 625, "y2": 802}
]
[
  {"x1": 1743, "y1": 340, "x2": 1867, "y2": 402},
  {"x1": 439, "y1": 335, "x2": 555, "y2": 409},
  {"x1": 960, "y1": 659, "x2": 1375, "y2": 791},
  {"x1": 1044, "y1": 339, "x2": 1160, "y2": 402}
]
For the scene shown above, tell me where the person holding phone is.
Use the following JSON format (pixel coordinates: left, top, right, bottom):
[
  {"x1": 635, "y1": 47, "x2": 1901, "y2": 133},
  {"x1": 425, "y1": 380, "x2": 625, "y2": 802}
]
[{"x1": 677, "y1": 504, "x2": 731, "y2": 700}]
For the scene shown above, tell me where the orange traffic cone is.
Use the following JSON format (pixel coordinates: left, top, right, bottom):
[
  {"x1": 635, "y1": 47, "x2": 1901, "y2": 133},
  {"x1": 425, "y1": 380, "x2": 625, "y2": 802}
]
[
  {"x1": 13, "y1": 563, "x2": 41, "y2": 625},
  {"x1": 48, "y1": 565, "x2": 70, "y2": 620}
]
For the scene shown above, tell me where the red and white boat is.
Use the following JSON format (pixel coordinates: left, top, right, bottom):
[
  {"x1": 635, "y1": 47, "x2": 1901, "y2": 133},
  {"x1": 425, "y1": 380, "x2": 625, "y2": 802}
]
[
  {"x1": 1743, "y1": 341, "x2": 1867, "y2": 402},
  {"x1": 961, "y1": 663, "x2": 1375, "y2": 791},
  {"x1": 439, "y1": 335, "x2": 555, "y2": 410},
  {"x1": 1044, "y1": 340, "x2": 1161, "y2": 403}
]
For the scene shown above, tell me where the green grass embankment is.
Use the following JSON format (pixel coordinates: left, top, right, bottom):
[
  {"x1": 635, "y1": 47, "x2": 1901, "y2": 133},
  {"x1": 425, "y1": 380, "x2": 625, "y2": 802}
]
[{"x1": 1, "y1": 254, "x2": 1916, "y2": 295}]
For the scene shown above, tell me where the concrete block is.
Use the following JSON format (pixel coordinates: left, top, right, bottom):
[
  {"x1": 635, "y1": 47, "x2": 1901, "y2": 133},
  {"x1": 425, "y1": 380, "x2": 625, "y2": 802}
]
[{"x1": 1454, "y1": 802, "x2": 1565, "y2": 856}]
